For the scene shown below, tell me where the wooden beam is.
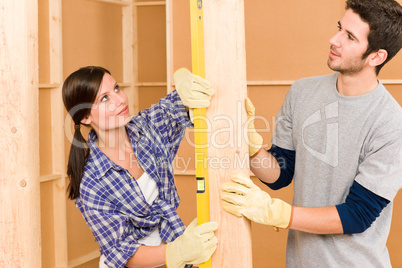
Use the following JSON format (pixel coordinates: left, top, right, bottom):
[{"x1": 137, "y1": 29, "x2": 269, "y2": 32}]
[
  {"x1": 166, "y1": 0, "x2": 174, "y2": 93},
  {"x1": 122, "y1": 3, "x2": 138, "y2": 114},
  {"x1": 84, "y1": 0, "x2": 132, "y2": 6},
  {"x1": 0, "y1": 0, "x2": 41, "y2": 266},
  {"x1": 203, "y1": 1, "x2": 253, "y2": 267},
  {"x1": 132, "y1": 1, "x2": 140, "y2": 114},
  {"x1": 135, "y1": 1, "x2": 166, "y2": 6},
  {"x1": 48, "y1": 0, "x2": 68, "y2": 265},
  {"x1": 67, "y1": 250, "x2": 100, "y2": 268}
]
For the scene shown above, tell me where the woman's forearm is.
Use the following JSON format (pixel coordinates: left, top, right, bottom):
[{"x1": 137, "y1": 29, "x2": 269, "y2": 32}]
[{"x1": 125, "y1": 245, "x2": 166, "y2": 268}]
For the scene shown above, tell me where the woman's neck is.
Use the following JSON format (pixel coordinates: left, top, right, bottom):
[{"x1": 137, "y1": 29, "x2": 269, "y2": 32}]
[{"x1": 96, "y1": 126, "x2": 131, "y2": 155}]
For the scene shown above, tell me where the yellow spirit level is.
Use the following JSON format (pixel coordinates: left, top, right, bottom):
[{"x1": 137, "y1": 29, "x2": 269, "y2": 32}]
[{"x1": 190, "y1": 1, "x2": 211, "y2": 268}]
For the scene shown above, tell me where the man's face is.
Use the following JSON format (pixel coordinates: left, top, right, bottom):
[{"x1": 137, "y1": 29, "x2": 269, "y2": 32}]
[{"x1": 327, "y1": 9, "x2": 371, "y2": 75}]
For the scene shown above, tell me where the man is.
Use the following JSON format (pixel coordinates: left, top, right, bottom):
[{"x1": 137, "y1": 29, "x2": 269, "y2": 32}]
[{"x1": 221, "y1": 0, "x2": 402, "y2": 267}]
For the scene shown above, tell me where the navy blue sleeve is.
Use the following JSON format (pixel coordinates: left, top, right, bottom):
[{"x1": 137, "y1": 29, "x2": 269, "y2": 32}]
[
  {"x1": 336, "y1": 181, "x2": 390, "y2": 234},
  {"x1": 260, "y1": 144, "x2": 296, "y2": 190}
]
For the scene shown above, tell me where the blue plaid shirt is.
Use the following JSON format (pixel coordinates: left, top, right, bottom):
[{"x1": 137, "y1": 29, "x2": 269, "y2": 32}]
[{"x1": 75, "y1": 90, "x2": 193, "y2": 267}]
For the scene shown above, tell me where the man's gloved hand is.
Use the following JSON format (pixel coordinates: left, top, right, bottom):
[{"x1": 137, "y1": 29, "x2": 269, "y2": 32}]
[
  {"x1": 221, "y1": 173, "x2": 292, "y2": 230},
  {"x1": 173, "y1": 68, "x2": 215, "y2": 122},
  {"x1": 165, "y1": 218, "x2": 218, "y2": 268},
  {"x1": 245, "y1": 98, "x2": 263, "y2": 157}
]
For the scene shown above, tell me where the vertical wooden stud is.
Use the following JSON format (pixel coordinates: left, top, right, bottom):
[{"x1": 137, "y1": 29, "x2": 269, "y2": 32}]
[
  {"x1": 131, "y1": 1, "x2": 140, "y2": 114},
  {"x1": 203, "y1": 1, "x2": 253, "y2": 267},
  {"x1": 166, "y1": 0, "x2": 174, "y2": 93},
  {"x1": 48, "y1": 0, "x2": 68, "y2": 266},
  {"x1": 0, "y1": 0, "x2": 41, "y2": 266}
]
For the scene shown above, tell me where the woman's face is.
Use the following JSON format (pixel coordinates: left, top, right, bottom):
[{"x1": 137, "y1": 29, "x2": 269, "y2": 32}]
[{"x1": 82, "y1": 73, "x2": 131, "y2": 132}]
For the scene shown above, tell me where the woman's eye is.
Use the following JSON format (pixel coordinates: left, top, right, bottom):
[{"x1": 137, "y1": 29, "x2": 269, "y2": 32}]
[
  {"x1": 101, "y1": 95, "x2": 108, "y2": 102},
  {"x1": 115, "y1": 85, "x2": 120, "y2": 92}
]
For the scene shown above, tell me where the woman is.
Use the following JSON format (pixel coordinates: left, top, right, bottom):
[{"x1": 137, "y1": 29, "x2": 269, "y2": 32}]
[{"x1": 62, "y1": 66, "x2": 217, "y2": 268}]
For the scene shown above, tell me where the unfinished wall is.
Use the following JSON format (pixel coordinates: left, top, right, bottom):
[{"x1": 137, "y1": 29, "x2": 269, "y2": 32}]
[{"x1": 37, "y1": 0, "x2": 402, "y2": 267}]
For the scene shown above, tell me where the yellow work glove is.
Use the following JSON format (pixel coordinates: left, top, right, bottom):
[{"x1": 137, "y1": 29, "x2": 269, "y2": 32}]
[
  {"x1": 165, "y1": 218, "x2": 218, "y2": 268},
  {"x1": 245, "y1": 98, "x2": 263, "y2": 157},
  {"x1": 173, "y1": 68, "x2": 215, "y2": 122},
  {"x1": 221, "y1": 173, "x2": 292, "y2": 230}
]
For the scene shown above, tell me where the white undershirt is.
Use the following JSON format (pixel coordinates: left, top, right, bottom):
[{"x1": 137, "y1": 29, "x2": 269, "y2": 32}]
[
  {"x1": 136, "y1": 172, "x2": 163, "y2": 246},
  {"x1": 99, "y1": 172, "x2": 163, "y2": 267}
]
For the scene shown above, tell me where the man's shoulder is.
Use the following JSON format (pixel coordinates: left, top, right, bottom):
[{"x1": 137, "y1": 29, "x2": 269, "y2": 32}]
[{"x1": 293, "y1": 73, "x2": 337, "y2": 87}]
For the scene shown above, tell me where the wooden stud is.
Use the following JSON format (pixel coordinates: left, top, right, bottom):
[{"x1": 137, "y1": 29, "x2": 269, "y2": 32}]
[
  {"x1": 203, "y1": 1, "x2": 253, "y2": 267},
  {"x1": 122, "y1": 3, "x2": 138, "y2": 114},
  {"x1": 166, "y1": 0, "x2": 174, "y2": 93},
  {"x1": 0, "y1": 0, "x2": 41, "y2": 266},
  {"x1": 48, "y1": 0, "x2": 68, "y2": 266},
  {"x1": 132, "y1": 1, "x2": 140, "y2": 114}
]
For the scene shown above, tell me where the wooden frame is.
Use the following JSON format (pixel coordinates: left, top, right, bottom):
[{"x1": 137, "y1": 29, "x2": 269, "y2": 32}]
[
  {"x1": 7, "y1": 0, "x2": 402, "y2": 267},
  {"x1": 38, "y1": 0, "x2": 136, "y2": 266},
  {"x1": 0, "y1": 0, "x2": 41, "y2": 266},
  {"x1": 203, "y1": 1, "x2": 253, "y2": 266}
]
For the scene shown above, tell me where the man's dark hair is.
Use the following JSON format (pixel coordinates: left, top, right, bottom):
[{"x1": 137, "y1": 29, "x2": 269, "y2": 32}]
[{"x1": 346, "y1": 0, "x2": 402, "y2": 74}]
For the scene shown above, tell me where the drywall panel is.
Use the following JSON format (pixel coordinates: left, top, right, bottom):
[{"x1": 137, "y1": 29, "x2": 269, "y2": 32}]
[
  {"x1": 138, "y1": 86, "x2": 167, "y2": 110},
  {"x1": 40, "y1": 181, "x2": 56, "y2": 267},
  {"x1": 137, "y1": 6, "x2": 167, "y2": 82},
  {"x1": 39, "y1": 89, "x2": 54, "y2": 175},
  {"x1": 62, "y1": 0, "x2": 123, "y2": 81}
]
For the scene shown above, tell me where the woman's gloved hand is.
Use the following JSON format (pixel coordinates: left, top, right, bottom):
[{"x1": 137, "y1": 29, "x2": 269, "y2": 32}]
[
  {"x1": 165, "y1": 218, "x2": 218, "y2": 268},
  {"x1": 173, "y1": 68, "x2": 215, "y2": 122}
]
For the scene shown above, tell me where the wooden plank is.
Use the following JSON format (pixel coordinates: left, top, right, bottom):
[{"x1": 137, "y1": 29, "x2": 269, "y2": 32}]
[
  {"x1": 122, "y1": 4, "x2": 136, "y2": 114},
  {"x1": 247, "y1": 80, "x2": 294, "y2": 86},
  {"x1": 135, "y1": 1, "x2": 166, "y2": 6},
  {"x1": 0, "y1": 0, "x2": 41, "y2": 266},
  {"x1": 84, "y1": 0, "x2": 132, "y2": 6},
  {"x1": 48, "y1": 0, "x2": 68, "y2": 266},
  {"x1": 247, "y1": 79, "x2": 402, "y2": 86},
  {"x1": 203, "y1": 1, "x2": 253, "y2": 267},
  {"x1": 40, "y1": 174, "x2": 63, "y2": 183},
  {"x1": 136, "y1": 82, "x2": 167, "y2": 87},
  {"x1": 166, "y1": 0, "x2": 174, "y2": 93},
  {"x1": 132, "y1": 2, "x2": 140, "y2": 114},
  {"x1": 39, "y1": 83, "x2": 61, "y2": 89},
  {"x1": 67, "y1": 250, "x2": 100, "y2": 268}
]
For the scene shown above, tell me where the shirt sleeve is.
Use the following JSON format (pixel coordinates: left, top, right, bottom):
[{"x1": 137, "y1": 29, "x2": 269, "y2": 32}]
[
  {"x1": 76, "y1": 183, "x2": 141, "y2": 268},
  {"x1": 354, "y1": 127, "x2": 402, "y2": 202},
  {"x1": 336, "y1": 180, "x2": 390, "y2": 234},
  {"x1": 137, "y1": 89, "x2": 193, "y2": 159},
  {"x1": 271, "y1": 85, "x2": 297, "y2": 151},
  {"x1": 260, "y1": 144, "x2": 296, "y2": 190}
]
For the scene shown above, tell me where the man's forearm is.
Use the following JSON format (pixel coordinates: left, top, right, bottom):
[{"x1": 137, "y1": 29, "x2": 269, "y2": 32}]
[
  {"x1": 250, "y1": 149, "x2": 281, "y2": 184},
  {"x1": 290, "y1": 206, "x2": 343, "y2": 234}
]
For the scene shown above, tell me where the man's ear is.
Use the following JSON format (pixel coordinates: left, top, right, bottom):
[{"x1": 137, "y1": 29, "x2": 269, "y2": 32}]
[
  {"x1": 80, "y1": 115, "x2": 91, "y2": 125},
  {"x1": 368, "y1": 49, "x2": 388, "y2": 67}
]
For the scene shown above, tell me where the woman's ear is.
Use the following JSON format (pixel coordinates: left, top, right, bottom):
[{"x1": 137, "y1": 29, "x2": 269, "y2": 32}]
[
  {"x1": 80, "y1": 115, "x2": 91, "y2": 125},
  {"x1": 368, "y1": 49, "x2": 388, "y2": 67}
]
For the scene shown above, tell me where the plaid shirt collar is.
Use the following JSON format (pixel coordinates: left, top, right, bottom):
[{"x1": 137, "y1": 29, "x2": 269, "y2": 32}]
[{"x1": 86, "y1": 122, "x2": 143, "y2": 180}]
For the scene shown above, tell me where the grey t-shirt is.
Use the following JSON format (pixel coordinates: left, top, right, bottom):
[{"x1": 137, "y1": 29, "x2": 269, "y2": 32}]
[{"x1": 272, "y1": 73, "x2": 402, "y2": 267}]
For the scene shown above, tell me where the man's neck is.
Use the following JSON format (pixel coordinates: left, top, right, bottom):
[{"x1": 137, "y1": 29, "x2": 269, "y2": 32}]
[{"x1": 337, "y1": 69, "x2": 379, "y2": 97}]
